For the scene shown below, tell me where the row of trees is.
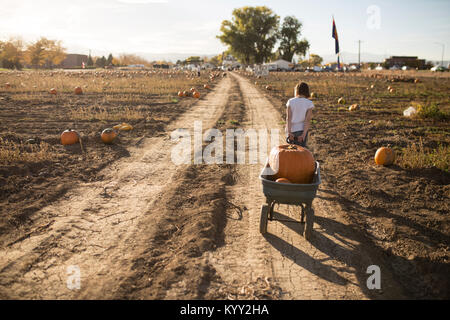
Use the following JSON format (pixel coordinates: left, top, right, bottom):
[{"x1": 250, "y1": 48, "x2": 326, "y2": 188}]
[
  {"x1": 87, "y1": 53, "x2": 115, "y2": 68},
  {"x1": 0, "y1": 38, "x2": 158, "y2": 69},
  {"x1": 175, "y1": 52, "x2": 324, "y2": 68},
  {"x1": 0, "y1": 37, "x2": 66, "y2": 69},
  {"x1": 217, "y1": 6, "x2": 311, "y2": 65},
  {"x1": 115, "y1": 54, "x2": 151, "y2": 67}
]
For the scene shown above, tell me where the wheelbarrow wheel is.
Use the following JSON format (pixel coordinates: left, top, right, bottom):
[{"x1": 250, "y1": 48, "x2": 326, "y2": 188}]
[
  {"x1": 304, "y1": 207, "x2": 315, "y2": 241},
  {"x1": 260, "y1": 205, "x2": 269, "y2": 234}
]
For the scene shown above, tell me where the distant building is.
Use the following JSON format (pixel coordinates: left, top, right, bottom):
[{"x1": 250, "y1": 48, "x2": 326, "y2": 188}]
[
  {"x1": 222, "y1": 55, "x2": 242, "y2": 69},
  {"x1": 265, "y1": 59, "x2": 293, "y2": 71},
  {"x1": 384, "y1": 56, "x2": 426, "y2": 70},
  {"x1": 127, "y1": 64, "x2": 146, "y2": 68},
  {"x1": 60, "y1": 54, "x2": 88, "y2": 69},
  {"x1": 201, "y1": 63, "x2": 216, "y2": 69},
  {"x1": 153, "y1": 63, "x2": 169, "y2": 69},
  {"x1": 222, "y1": 54, "x2": 237, "y2": 66}
]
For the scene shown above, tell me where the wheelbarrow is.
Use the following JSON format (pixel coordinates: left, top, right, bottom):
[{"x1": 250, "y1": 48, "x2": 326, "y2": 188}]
[{"x1": 259, "y1": 162, "x2": 321, "y2": 241}]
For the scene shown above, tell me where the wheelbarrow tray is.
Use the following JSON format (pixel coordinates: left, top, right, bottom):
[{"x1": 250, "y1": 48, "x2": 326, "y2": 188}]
[{"x1": 259, "y1": 162, "x2": 321, "y2": 205}]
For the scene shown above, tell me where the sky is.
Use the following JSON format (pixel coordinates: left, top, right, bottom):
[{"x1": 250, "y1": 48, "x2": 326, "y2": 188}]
[{"x1": 0, "y1": 0, "x2": 449, "y2": 63}]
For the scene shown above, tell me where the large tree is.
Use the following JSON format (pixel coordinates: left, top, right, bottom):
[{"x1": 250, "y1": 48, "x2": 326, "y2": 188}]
[
  {"x1": 0, "y1": 38, "x2": 24, "y2": 69},
  {"x1": 95, "y1": 56, "x2": 107, "y2": 68},
  {"x1": 217, "y1": 6, "x2": 279, "y2": 64},
  {"x1": 278, "y1": 16, "x2": 309, "y2": 62},
  {"x1": 106, "y1": 53, "x2": 114, "y2": 66},
  {"x1": 24, "y1": 37, "x2": 66, "y2": 68}
]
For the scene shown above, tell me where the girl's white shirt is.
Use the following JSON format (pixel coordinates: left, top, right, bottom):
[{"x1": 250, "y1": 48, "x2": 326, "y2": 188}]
[{"x1": 286, "y1": 97, "x2": 314, "y2": 132}]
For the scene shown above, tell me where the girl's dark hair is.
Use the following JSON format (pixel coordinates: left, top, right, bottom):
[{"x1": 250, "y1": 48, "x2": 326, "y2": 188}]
[{"x1": 295, "y1": 82, "x2": 310, "y2": 98}]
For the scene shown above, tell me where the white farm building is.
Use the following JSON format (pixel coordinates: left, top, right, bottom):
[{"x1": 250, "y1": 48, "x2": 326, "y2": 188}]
[{"x1": 264, "y1": 59, "x2": 293, "y2": 71}]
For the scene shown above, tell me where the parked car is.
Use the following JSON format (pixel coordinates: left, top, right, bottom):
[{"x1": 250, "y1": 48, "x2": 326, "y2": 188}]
[
  {"x1": 431, "y1": 66, "x2": 448, "y2": 72},
  {"x1": 312, "y1": 66, "x2": 323, "y2": 72}
]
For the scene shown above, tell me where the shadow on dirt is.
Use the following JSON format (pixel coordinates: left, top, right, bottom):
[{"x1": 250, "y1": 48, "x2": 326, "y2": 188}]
[
  {"x1": 263, "y1": 209, "x2": 387, "y2": 299},
  {"x1": 318, "y1": 187, "x2": 449, "y2": 299}
]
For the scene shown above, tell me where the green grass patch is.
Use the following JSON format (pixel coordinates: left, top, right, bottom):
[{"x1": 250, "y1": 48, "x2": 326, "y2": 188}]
[
  {"x1": 415, "y1": 103, "x2": 448, "y2": 120},
  {"x1": 397, "y1": 139, "x2": 449, "y2": 172}
]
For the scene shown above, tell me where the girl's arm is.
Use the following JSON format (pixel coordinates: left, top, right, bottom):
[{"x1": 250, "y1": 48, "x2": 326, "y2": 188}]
[
  {"x1": 286, "y1": 106, "x2": 294, "y2": 139},
  {"x1": 301, "y1": 108, "x2": 313, "y2": 139}
]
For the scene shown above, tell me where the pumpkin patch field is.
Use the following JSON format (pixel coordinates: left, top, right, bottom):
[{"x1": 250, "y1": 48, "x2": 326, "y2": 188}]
[
  {"x1": 0, "y1": 68, "x2": 448, "y2": 300},
  {"x1": 240, "y1": 70, "x2": 450, "y2": 298},
  {"x1": 0, "y1": 69, "x2": 215, "y2": 247}
]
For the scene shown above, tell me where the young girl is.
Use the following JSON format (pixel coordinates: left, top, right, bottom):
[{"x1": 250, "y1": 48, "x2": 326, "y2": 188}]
[{"x1": 285, "y1": 82, "x2": 314, "y2": 147}]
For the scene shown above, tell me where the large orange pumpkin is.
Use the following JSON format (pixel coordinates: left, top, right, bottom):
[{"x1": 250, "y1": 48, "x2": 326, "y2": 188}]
[
  {"x1": 101, "y1": 128, "x2": 117, "y2": 144},
  {"x1": 374, "y1": 147, "x2": 395, "y2": 166},
  {"x1": 61, "y1": 129, "x2": 79, "y2": 145},
  {"x1": 269, "y1": 144, "x2": 315, "y2": 184},
  {"x1": 74, "y1": 86, "x2": 83, "y2": 95}
]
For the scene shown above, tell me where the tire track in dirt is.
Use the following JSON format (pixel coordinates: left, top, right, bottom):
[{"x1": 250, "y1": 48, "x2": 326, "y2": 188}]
[
  {"x1": 115, "y1": 76, "x2": 246, "y2": 299},
  {"x1": 207, "y1": 72, "x2": 406, "y2": 300},
  {"x1": 0, "y1": 77, "x2": 232, "y2": 299}
]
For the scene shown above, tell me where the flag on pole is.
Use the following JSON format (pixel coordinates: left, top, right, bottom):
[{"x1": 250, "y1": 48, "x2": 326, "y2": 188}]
[{"x1": 332, "y1": 17, "x2": 340, "y2": 69}]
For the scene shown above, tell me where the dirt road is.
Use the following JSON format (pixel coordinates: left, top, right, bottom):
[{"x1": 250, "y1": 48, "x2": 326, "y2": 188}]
[{"x1": 0, "y1": 73, "x2": 406, "y2": 299}]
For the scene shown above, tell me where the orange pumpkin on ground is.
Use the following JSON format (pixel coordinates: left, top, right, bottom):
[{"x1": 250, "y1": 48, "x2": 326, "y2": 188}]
[
  {"x1": 276, "y1": 178, "x2": 291, "y2": 184},
  {"x1": 50, "y1": 88, "x2": 57, "y2": 95},
  {"x1": 203, "y1": 84, "x2": 210, "y2": 89},
  {"x1": 265, "y1": 85, "x2": 272, "y2": 90},
  {"x1": 101, "y1": 128, "x2": 117, "y2": 144},
  {"x1": 269, "y1": 144, "x2": 315, "y2": 184},
  {"x1": 193, "y1": 91, "x2": 200, "y2": 99},
  {"x1": 374, "y1": 147, "x2": 395, "y2": 166},
  {"x1": 74, "y1": 86, "x2": 83, "y2": 95},
  {"x1": 190, "y1": 87, "x2": 196, "y2": 93},
  {"x1": 183, "y1": 90, "x2": 191, "y2": 97},
  {"x1": 61, "y1": 129, "x2": 79, "y2": 145},
  {"x1": 178, "y1": 91, "x2": 184, "y2": 97}
]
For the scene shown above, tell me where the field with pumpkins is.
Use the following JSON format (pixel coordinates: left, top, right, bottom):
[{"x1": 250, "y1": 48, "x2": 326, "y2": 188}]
[
  {"x1": 0, "y1": 68, "x2": 449, "y2": 299},
  {"x1": 0, "y1": 69, "x2": 218, "y2": 241},
  {"x1": 244, "y1": 69, "x2": 450, "y2": 297}
]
